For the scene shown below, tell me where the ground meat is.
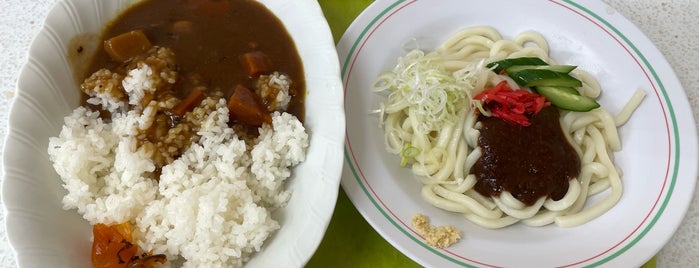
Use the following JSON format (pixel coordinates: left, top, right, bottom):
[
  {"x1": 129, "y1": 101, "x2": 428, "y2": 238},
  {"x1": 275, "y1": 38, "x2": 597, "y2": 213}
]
[
  {"x1": 81, "y1": 68, "x2": 127, "y2": 110},
  {"x1": 121, "y1": 47, "x2": 178, "y2": 107},
  {"x1": 124, "y1": 47, "x2": 177, "y2": 83},
  {"x1": 139, "y1": 94, "x2": 223, "y2": 172},
  {"x1": 80, "y1": 46, "x2": 178, "y2": 111},
  {"x1": 81, "y1": 45, "x2": 277, "y2": 177},
  {"x1": 411, "y1": 213, "x2": 461, "y2": 248},
  {"x1": 256, "y1": 72, "x2": 291, "y2": 112}
]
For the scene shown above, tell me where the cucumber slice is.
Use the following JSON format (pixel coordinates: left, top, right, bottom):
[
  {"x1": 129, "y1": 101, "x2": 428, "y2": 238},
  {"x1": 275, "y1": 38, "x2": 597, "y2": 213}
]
[
  {"x1": 536, "y1": 86, "x2": 580, "y2": 96},
  {"x1": 486, "y1": 57, "x2": 547, "y2": 73},
  {"x1": 505, "y1": 64, "x2": 577, "y2": 74},
  {"x1": 508, "y1": 69, "x2": 583, "y2": 87},
  {"x1": 536, "y1": 86, "x2": 600, "y2": 112}
]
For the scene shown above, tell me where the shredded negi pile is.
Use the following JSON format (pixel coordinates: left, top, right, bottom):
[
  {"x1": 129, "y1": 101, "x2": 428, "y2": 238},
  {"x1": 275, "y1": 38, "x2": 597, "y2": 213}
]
[{"x1": 49, "y1": 40, "x2": 307, "y2": 268}]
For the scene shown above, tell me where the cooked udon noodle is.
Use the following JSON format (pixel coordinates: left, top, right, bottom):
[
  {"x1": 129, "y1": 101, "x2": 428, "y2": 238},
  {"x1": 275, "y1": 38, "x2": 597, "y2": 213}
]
[{"x1": 372, "y1": 26, "x2": 645, "y2": 228}]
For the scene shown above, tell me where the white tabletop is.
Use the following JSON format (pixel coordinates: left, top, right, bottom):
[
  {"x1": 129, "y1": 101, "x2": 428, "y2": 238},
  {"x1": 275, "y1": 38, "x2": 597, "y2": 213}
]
[{"x1": 0, "y1": 0, "x2": 697, "y2": 267}]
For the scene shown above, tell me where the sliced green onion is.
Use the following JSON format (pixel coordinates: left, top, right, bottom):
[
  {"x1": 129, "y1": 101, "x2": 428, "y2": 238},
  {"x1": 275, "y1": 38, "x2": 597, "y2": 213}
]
[
  {"x1": 400, "y1": 143, "x2": 421, "y2": 167},
  {"x1": 473, "y1": 99, "x2": 491, "y2": 117}
]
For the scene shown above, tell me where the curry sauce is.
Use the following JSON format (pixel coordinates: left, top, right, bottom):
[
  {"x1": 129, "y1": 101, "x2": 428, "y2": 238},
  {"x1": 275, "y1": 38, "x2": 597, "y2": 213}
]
[{"x1": 83, "y1": 0, "x2": 305, "y2": 118}]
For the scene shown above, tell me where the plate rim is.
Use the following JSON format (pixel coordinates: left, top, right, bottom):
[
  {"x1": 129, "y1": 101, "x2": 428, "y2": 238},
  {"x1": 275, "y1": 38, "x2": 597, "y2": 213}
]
[{"x1": 338, "y1": 0, "x2": 698, "y2": 267}]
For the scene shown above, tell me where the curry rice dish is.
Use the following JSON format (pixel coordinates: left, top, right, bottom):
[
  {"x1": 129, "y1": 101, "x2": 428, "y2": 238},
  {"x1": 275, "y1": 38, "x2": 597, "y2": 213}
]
[{"x1": 48, "y1": 0, "x2": 309, "y2": 267}]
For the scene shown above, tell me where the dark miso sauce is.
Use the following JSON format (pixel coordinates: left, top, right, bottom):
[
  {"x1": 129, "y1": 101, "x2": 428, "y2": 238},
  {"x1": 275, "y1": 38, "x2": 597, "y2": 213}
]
[
  {"x1": 82, "y1": 0, "x2": 305, "y2": 119},
  {"x1": 472, "y1": 107, "x2": 581, "y2": 206}
]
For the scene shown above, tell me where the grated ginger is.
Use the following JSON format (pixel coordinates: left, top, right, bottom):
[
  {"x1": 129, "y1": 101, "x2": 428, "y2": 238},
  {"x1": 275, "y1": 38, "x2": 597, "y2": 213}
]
[{"x1": 411, "y1": 213, "x2": 461, "y2": 248}]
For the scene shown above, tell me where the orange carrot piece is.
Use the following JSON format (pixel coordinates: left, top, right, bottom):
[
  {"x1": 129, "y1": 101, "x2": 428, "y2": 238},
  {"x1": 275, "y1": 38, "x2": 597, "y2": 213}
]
[
  {"x1": 228, "y1": 85, "x2": 272, "y2": 126},
  {"x1": 171, "y1": 88, "x2": 205, "y2": 117},
  {"x1": 91, "y1": 222, "x2": 166, "y2": 268},
  {"x1": 103, "y1": 30, "x2": 152, "y2": 62},
  {"x1": 242, "y1": 51, "x2": 273, "y2": 77},
  {"x1": 92, "y1": 222, "x2": 137, "y2": 268}
]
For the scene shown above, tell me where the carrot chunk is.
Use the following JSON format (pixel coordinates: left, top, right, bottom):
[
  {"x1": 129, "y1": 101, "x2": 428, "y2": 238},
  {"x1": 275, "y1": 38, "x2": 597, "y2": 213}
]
[
  {"x1": 242, "y1": 51, "x2": 273, "y2": 77},
  {"x1": 171, "y1": 88, "x2": 205, "y2": 117},
  {"x1": 91, "y1": 222, "x2": 166, "y2": 268},
  {"x1": 228, "y1": 85, "x2": 272, "y2": 126},
  {"x1": 103, "y1": 30, "x2": 152, "y2": 63},
  {"x1": 92, "y1": 222, "x2": 137, "y2": 268}
]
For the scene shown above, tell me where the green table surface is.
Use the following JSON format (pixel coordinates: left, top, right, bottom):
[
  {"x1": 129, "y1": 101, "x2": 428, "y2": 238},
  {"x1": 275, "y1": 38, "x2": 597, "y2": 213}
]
[{"x1": 307, "y1": 1, "x2": 657, "y2": 267}]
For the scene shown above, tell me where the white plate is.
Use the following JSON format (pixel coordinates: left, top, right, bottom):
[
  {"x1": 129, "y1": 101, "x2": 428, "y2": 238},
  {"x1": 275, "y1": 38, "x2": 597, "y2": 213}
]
[
  {"x1": 338, "y1": 0, "x2": 697, "y2": 267},
  {"x1": 1, "y1": 0, "x2": 345, "y2": 267}
]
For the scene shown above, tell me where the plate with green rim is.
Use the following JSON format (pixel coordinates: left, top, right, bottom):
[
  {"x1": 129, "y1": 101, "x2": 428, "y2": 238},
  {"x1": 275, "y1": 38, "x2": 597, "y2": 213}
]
[{"x1": 338, "y1": 0, "x2": 697, "y2": 267}]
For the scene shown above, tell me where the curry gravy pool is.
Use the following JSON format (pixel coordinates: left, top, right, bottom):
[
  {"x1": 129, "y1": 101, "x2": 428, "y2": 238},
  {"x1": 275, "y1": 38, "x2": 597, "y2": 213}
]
[{"x1": 72, "y1": 0, "x2": 305, "y2": 118}]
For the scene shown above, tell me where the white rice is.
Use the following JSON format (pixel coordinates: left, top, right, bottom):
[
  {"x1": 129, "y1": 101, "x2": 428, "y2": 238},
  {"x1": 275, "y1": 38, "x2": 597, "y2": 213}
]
[
  {"x1": 48, "y1": 64, "x2": 309, "y2": 267},
  {"x1": 86, "y1": 90, "x2": 125, "y2": 112},
  {"x1": 122, "y1": 64, "x2": 157, "y2": 105}
]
